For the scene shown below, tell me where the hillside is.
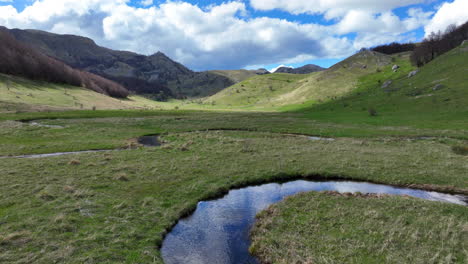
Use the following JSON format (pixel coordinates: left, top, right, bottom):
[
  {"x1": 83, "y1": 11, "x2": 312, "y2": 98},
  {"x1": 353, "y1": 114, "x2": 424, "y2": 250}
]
[
  {"x1": 6, "y1": 27, "x2": 233, "y2": 98},
  {"x1": 208, "y1": 70, "x2": 259, "y2": 83},
  {"x1": 295, "y1": 41, "x2": 468, "y2": 129},
  {"x1": 0, "y1": 28, "x2": 129, "y2": 98},
  {"x1": 205, "y1": 51, "x2": 392, "y2": 109},
  {"x1": 0, "y1": 74, "x2": 165, "y2": 113}
]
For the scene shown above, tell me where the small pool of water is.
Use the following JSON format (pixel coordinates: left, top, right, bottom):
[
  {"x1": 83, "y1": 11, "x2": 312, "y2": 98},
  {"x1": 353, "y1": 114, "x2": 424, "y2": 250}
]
[
  {"x1": 138, "y1": 136, "x2": 161, "y2": 146},
  {"x1": 161, "y1": 180, "x2": 466, "y2": 264}
]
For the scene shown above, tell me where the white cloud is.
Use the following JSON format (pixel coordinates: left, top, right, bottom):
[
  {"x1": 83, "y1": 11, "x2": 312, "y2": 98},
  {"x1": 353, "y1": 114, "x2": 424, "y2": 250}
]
[
  {"x1": 270, "y1": 65, "x2": 293, "y2": 73},
  {"x1": 249, "y1": 0, "x2": 426, "y2": 18},
  {"x1": 0, "y1": 0, "x2": 354, "y2": 70},
  {"x1": 425, "y1": 0, "x2": 468, "y2": 36},
  {"x1": 0, "y1": 0, "x2": 444, "y2": 70},
  {"x1": 140, "y1": 0, "x2": 153, "y2": 7},
  {"x1": 334, "y1": 7, "x2": 432, "y2": 48}
]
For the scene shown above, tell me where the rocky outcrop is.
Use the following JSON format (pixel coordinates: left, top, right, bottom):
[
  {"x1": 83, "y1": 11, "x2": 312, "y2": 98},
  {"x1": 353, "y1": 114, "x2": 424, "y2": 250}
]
[
  {"x1": 275, "y1": 64, "x2": 325, "y2": 74},
  {"x1": 408, "y1": 70, "x2": 419, "y2": 78}
]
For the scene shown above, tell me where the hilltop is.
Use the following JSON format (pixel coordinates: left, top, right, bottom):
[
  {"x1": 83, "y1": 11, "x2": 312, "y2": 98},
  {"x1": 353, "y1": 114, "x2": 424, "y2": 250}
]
[{"x1": 274, "y1": 64, "x2": 325, "y2": 74}]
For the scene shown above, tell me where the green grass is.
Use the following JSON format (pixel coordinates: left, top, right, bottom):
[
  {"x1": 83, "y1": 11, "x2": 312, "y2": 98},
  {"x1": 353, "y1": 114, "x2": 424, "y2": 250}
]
[
  {"x1": 0, "y1": 41, "x2": 467, "y2": 264},
  {"x1": 2, "y1": 110, "x2": 468, "y2": 156},
  {"x1": 205, "y1": 51, "x2": 392, "y2": 109},
  {"x1": 250, "y1": 192, "x2": 468, "y2": 264},
  {"x1": 0, "y1": 128, "x2": 467, "y2": 263},
  {"x1": 205, "y1": 73, "x2": 310, "y2": 110},
  {"x1": 292, "y1": 43, "x2": 468, "y2": 130}
]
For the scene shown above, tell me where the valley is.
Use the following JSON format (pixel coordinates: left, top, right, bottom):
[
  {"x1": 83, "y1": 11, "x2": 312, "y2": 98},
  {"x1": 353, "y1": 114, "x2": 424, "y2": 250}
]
[{"x1": 0, "y1": 16, "x2": 467, "y2": 264}]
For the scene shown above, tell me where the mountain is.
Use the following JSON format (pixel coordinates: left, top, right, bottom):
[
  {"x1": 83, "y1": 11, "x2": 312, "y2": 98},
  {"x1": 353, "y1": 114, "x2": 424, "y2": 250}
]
[
  {"x1": 5, "y1": 27, "x2": 234, "y2": 99},
  {"x1": 0, "y1": 28, "x2": 129, "y2": 98},
  {"x1": 205, "y1": 50, "x2": 392, "y2": 109},
  {"x1": 274, "y1": 64, "x2": 325, "y2": 74}
]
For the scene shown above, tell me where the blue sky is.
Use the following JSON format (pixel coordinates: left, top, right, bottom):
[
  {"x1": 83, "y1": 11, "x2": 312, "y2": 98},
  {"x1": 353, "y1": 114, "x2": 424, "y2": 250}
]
[{"x1": 1, "y1": 0, "x2": 467, "y2": 71}]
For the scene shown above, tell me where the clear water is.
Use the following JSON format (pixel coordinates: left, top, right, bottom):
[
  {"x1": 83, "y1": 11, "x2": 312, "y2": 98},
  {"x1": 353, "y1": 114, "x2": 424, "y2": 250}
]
[
  {"x1": 161, "y1": 180, "x2": 466, "y2": 264},
  {"x1": 1, "y1": 136, "x2": 160, "y2": 159}
]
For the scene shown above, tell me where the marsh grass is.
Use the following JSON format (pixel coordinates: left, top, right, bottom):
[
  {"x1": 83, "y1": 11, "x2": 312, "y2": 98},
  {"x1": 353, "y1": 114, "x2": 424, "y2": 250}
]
[
  {"x1": 0, "y1": 131, "x2": 467, "y2": 263},
  {"x1": 250, "y1": 192, "x2": 468, "y2": 264}
]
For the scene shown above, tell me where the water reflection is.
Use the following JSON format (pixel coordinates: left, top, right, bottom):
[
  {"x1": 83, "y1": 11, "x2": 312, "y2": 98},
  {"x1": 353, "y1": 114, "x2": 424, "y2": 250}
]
[{"x1": 161, "y1": 180, "x2": 466, "y2": 264}]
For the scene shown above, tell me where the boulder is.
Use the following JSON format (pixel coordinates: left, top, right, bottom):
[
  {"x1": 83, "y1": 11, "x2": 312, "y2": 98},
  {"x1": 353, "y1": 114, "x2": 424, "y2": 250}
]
[
  {"x1": 381, "y1": 80, "x2": 392, "y2": 89},
  {"x1": 433, "y1": 84, "x2": 444, "y2": 91},
  {"x1": 408, "y1": 70, "x2": 419, "y2": 78}
]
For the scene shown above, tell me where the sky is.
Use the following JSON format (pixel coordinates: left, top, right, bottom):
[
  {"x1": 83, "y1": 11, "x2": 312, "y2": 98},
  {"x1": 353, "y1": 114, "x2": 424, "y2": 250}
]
[{"x1": 1, "y1": 0, "x2": 467, "y2": 71}]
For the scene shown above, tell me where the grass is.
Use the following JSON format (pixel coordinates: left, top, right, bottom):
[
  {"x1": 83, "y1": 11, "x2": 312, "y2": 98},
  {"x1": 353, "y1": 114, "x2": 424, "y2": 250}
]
[
  {"x1": 0, "y1": 129, "x2": 467, "y2": 263},
  {"x1": 0, "y1": 41, "x2": 466, "y2": 264},
  {"x1": 2, "y1": 111, "x2": 468, "y2": 156},
  {"x1": 205, "y1": 51, "x2": 393, "y2": 109},
  {"x1": 250, "y1": 192, "x2": 468, "y2": 264},
  {"x1": 0, "y1": 74, "x2": 190, "y2": 112},
  {"x1": 292, "y1": 43, "x2": 468, "y2": 130}
]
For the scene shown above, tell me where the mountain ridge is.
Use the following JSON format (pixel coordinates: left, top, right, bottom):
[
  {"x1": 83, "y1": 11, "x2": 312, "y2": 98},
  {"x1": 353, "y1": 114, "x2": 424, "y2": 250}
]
[
  {"x1": 274, "y1": 64, "x2": 325, "y2": 74},
  {"x1": 5, "y1": 27, "x2": 235, "y2": 99}
]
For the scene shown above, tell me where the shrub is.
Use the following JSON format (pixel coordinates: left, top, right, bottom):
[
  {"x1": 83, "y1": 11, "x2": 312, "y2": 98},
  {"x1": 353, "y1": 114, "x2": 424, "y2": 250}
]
[
  {"x1": 452, "y1": 146, "x2": 468, "y2": 156},
  {"x1": 368, "y1": 107, "x2": 378, "y2": 116}
]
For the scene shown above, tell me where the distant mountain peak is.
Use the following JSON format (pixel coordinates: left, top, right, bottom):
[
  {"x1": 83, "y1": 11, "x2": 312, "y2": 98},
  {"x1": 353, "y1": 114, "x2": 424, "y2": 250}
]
[{"x1": 274, "y1": 64, "x2": 325, "y2": 74}]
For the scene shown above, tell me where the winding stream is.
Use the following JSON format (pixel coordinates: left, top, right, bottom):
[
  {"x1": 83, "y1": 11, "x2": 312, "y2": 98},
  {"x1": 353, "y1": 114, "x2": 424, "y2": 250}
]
[
  {"x1": 161, "y1": 180, "x2": 466, "y2": 264},
  {"x1": 0, "y1": 136, "x2": 161, "y2": 159}
]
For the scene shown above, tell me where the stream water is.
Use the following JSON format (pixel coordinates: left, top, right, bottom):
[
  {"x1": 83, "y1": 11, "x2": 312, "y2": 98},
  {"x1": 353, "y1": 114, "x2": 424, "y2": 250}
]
[
  {"x1": 161, "y1": 180, "x2": 466, "y2": 264},
  {"x1": 1, "y1": 136, "x2": 160, "y2": 158}
]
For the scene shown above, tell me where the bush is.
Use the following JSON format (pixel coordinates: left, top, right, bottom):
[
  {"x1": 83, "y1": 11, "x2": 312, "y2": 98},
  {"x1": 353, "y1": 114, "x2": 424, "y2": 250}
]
[{"x1": 368, "y1": 107, "x2": 378, "y2": 116}]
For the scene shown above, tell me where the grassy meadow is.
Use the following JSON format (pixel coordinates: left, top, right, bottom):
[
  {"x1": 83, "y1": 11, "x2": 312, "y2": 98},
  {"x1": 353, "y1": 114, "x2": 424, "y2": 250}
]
[
  {"x1": 0, "y1": 43, "x2": 467, "y2": 263},
  {"x1": 251, "y1": 192, "x2": 468, "y2": 264}
]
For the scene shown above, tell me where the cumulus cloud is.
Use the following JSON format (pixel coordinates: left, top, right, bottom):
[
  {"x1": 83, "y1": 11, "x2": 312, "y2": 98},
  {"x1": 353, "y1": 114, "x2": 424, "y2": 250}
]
[
  {"x1": 0, "y1": 0, "x2": 355, "y2": 70},
  {"x1": 0, "y1": 0, "x2": 454, "y2": 71},
  {"x1": 249, "y1": 0, "x2": 426, "y2": 18},
  {"x1": 425, "y1": 0, "x2": 468, "y2": 36},
  {"x1": 140, "y1": 0, "x2": 153, "y2": 7},
  {"x1": 270, "y1": 65, "x2": 293, "y2": 73}
]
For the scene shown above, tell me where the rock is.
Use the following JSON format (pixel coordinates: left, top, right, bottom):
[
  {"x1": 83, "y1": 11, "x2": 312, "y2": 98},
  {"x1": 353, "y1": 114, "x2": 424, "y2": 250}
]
[
  {"x1": 433, "y1": 84, "x2": 444, "y2": 91},
  {"x1": 408, "y1": 70, "x2": 419, "y2": 78},
  {"x1": 392, "y1": 65, "x2": 399, "y2": 71},
  {"x1": 254, "y1": 68, "x2": 270, "y2": 75},
  {"x1": 381, "y1": 80, "x2": 392, "y2": 89}
]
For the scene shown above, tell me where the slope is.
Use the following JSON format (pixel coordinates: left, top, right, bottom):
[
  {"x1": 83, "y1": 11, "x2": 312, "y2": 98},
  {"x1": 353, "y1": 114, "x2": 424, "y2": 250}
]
[
  {"x1": 0, "y1": 74, "x2": 162, "y2": 113},
  {"x1": 296, "y1": 41, "x2": 468, "y2": 130},
  {"x1": 205, "y1": 50, "x2": 392, "y2": 109}
]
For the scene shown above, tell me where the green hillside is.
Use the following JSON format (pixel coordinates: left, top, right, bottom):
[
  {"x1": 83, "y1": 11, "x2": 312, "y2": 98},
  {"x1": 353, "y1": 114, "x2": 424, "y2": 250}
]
[
  {"x1": 295, "y1": 41, "x2": 468, "y2": 129},
  {"x1": 208, "y1": 69, "x2": 257, "y2": 83},
  {"x1": 0, "y1": 74, "x2": 164, "y2": 113},
  {"x1": 205, "y1": 51, "x2": 392, "y2": 109},
  {"x1": 205, "y1": 73, "x2": 310, "y2": 109}
]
